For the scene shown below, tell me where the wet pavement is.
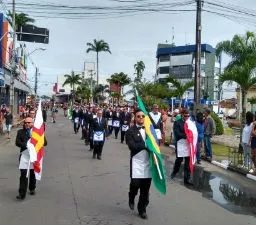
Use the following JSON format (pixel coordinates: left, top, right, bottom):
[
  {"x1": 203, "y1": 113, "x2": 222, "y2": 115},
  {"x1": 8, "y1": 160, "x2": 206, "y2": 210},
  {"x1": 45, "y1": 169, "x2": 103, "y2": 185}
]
[{"x1": 165, "y1": 156, "x2": 256, "y2": 216}]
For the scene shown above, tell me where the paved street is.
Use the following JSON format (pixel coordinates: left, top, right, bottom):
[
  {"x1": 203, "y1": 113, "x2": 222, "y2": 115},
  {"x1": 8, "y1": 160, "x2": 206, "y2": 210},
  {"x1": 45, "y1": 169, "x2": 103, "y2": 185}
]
[{"x1": 0, "y1": 113, "x2": 255, "y2": 225}]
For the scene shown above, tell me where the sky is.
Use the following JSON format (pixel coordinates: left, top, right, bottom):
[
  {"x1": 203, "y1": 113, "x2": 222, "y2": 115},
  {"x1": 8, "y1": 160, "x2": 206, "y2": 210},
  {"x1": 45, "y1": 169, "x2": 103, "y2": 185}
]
[{"x1": 4, "y1": 0, "x2": 256, "y2": 98}]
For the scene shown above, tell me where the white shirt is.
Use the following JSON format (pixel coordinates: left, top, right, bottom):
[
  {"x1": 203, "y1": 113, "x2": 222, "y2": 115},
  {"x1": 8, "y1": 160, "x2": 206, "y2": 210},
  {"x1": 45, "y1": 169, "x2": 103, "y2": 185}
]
[
  {"x1": 138, "y1": 126, "x2": 146, "y2": 142},
  {"x1": 242, "y1": 123, "x2": 253, "y2": 144},
  {"x1": 149, "y1": 112, "x2": 161, "y2": 124}
]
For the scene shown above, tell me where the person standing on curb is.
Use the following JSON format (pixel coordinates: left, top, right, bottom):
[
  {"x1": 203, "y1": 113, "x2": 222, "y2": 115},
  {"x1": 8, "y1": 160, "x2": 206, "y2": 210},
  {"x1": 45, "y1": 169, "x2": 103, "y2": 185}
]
[
  {"x1": 195, "y1": 112, "x2": 204, "y2": 164},
  {"x1": 242, "y1": 112, "x2": 253, "y2": 168},
  {"x1": 126, "y1": 109, "x2": 151, "y2": 220},
  {"x1": 4, "y1": 107, "x2": 13, "y2": 139},
  {"x1": 203, "y1": 108, "x2": 216, "y2": 161}
]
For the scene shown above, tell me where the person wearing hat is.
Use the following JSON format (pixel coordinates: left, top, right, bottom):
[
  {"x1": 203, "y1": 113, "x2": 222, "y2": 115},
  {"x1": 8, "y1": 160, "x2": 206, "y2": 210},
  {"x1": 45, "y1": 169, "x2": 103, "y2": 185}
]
[{"x1": 126, "y1": 109, "x2": 151, "y2": 220}]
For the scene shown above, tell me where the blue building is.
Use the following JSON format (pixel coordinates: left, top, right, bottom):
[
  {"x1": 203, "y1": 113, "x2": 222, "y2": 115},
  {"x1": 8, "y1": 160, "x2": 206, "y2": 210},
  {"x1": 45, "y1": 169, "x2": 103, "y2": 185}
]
[{"x1": 156, "y1": 43, "x2": 220, "y2": 102}]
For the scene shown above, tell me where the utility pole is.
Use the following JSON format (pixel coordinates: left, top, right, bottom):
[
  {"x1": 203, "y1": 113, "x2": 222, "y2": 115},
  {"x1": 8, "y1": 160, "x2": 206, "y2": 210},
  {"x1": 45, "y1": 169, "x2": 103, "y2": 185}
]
[
  {"x1": 10, "y1": 0, "x2": 16, "y2": 114},
  {"x1": 194, "y1": 0, "x2": 203, "y2": 105},
  {"x1": 89, "y1": 70, "x2": 93, "y2": 104},
  {"x1": 34, "y1": 67, "x2": 38, "y2": 96}
]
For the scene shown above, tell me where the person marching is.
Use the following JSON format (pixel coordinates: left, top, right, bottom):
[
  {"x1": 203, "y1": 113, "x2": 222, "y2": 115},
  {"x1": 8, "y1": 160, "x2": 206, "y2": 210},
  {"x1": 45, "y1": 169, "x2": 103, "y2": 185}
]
[
  {"x1": 51, "y1": 104, "x2": 58, "y2": 123},
  {"x1": 91, "y1": 109, "x2": 108, "y2": 160},
  {"x1": 149, "y1": 104, "x2": 163, "y2": 145},
  {"x1": 126, "y1": 109, "x2": 152, "y2": 219},
  {"x1": 15, "y1": 117, "x2": 47, "y2": 200},
  {"x1": 112, "y1": 107, "x2": 121, "y2": 139},
  {"x1": 72, "y1": 105, "x2": 80, "y2": 134},
  {"x1": 120, "y1": 107, "x2": 131, "y2": 144},
  {"x1": 88, "y1": 107, "x2": 97, "y2": 151},
  {"x1": 106, "y1": 107, "x2": 113, "y2": 135},
  {"x1": 171, "y1": 109, "x2": 193, "y2": 185}
]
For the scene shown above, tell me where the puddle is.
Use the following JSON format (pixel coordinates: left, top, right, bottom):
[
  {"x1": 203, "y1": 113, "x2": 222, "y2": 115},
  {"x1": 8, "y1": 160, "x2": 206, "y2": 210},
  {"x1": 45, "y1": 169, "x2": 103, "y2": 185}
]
[{"x1": 165, "y1": 157, "x2": 256, "y2": 216}]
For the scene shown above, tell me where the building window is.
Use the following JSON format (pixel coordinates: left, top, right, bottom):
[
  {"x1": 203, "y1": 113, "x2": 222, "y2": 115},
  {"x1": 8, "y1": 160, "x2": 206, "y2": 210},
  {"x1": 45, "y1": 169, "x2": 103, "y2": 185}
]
[
  {"x1": 159, "y1": 66, "x2": 169, "y2": 74},
  {"x1": 159, "y1": 55, "x2": 170, "y2": 62},
  {"x1": 170, "y1": 65, "x2": 193, "y2": 79}
]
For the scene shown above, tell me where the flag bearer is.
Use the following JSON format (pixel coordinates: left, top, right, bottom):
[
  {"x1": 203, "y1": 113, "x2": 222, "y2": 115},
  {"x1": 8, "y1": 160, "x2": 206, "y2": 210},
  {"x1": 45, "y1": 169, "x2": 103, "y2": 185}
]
[
  {"x1": 126, "y1": 109, "x2": 151, "y2": 219},
  {"x1": 15, "y1": 117, "x2": 36, "y2": 200}
]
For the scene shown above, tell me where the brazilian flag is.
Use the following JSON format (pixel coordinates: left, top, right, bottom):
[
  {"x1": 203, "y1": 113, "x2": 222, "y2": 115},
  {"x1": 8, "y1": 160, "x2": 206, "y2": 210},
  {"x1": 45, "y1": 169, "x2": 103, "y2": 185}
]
[{"x1": 136, "y1": 92, "x2": 166, "y2": 194}]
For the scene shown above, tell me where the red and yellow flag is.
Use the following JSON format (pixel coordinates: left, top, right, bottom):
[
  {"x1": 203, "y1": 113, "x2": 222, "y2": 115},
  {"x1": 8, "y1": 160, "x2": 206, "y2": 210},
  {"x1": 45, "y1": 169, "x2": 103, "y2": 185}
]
[{"x1": 29, "y1": 101, "x2": 45, "y2": 180}]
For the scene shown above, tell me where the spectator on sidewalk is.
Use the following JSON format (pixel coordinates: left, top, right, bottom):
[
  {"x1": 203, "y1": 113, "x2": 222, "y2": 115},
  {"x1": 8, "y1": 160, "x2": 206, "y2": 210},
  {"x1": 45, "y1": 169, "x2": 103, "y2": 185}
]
[
  {"x1": 250, "y1": 121, "x2": 256, "y2": 175},
  {"x1": 195, "y1": 112, "x2": 204, "y2": 164},
  {"x1": 203, "y1": 108, "x2": 216, "y2": 161},
  {"x1": 4, "y1": 108, "x2": 13, "y2": 139},
  {"x1": 242, "y1": 112, "x2": 253, "y2": 167}
]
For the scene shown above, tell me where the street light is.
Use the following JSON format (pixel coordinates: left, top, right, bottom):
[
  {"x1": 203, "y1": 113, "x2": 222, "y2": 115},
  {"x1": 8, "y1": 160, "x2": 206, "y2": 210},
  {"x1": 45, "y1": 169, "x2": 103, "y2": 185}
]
[
  {"x1": 26, "y1": 48, "x2": 46, "y2": 97},
  {"x1": 27, "y1": 47, "x2": 46, "y2": 56}
]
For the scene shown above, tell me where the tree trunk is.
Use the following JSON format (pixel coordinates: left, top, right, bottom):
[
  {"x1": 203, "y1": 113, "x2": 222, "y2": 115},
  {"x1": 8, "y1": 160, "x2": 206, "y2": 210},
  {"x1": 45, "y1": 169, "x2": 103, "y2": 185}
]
[
  {"x1": 96, "y1": 52, "x2": 99, "y2": 86},
  {"x1": 72, "y1": 84, "x2": 75, "y2": 106},
  {"x1": 240, "y1": 90, "x2": 247, "y2": 143}
]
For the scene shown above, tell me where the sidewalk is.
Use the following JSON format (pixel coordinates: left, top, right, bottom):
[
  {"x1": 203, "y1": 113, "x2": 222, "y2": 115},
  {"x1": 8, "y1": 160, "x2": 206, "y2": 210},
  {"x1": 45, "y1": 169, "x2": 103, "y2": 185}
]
[{"x1": 0, "y1": 117, "x2": 24, "y2": 145}]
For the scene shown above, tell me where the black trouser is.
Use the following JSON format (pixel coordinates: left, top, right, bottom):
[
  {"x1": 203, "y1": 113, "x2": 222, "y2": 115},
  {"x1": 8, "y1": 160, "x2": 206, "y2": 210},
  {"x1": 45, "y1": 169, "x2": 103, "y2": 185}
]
[
  {"x1": 93, "y1": 142, "x2": 104, "y2": 157},
  {"x1": 129, "y1": 178, "x2": 151, "y2": 214},
  {"x1": 172, "y1": 156, "x2": 190, "y2": 183},
  {"x1": 84, "y1": 128, "x2": 89, "y2": 145},
  {"x1": 108, "y1": 126, "x2": 113, "y2": 135},
  {"x1": 114, "y1": 127, "x2": 120, "y2": 138},
  {"x1": 121, "y1": 131, "x2": 126, "y2": 143},
  {"x1": 74, "y1": 122, "x2": 80, "y2": 133},
  {"x1": 19, "y1": 169, "x2": 36, "y2": 198}
]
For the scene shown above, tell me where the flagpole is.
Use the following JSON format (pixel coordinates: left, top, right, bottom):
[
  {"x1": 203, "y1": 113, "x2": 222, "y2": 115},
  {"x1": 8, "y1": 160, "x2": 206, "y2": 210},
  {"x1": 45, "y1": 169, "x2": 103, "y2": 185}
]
[
  {"x1": 153, "y1": 153, "x2": 163, "y2": 180},
  {"x1": 26, "y1": 160, "x2": 30, "y2": 178}
]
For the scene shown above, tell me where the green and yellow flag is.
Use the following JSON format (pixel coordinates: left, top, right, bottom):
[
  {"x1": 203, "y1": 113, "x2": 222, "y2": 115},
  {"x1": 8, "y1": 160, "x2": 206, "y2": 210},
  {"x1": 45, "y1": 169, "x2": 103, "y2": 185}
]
[{"x1": 136, "y1": 93, "x2": 166, "y2": 194}]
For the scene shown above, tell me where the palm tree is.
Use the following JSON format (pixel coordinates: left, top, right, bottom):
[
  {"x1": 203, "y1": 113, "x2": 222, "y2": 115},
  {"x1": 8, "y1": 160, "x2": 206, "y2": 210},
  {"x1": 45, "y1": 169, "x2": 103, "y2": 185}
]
[
  {"x1": 93, "y1": 84, "x2": 109, "y2": 103},
  {"x1": 63, "y1": 71, "x2": 82, "y2": 104},
  {"x1": 166, "y1": 76, "x2": 194, "y2": 107},
  {"x1": 107, "y1": 72, "x2": 131, "y2": 96},
  {"x1": 86, "y1": 39, "x2": 111, "y2": 86},
  {"x1": 76, "y1": 84, "x2": 91, "y2": 104},
  {"x1": 134, "y1": 61, "x2": 145, "y2": 84},
  {"x1": 7, "y1": 11, "x2": 35, "y2": 31},
  {"x1": 216, "y1": 32, "x2": 256, "y2": 130}
]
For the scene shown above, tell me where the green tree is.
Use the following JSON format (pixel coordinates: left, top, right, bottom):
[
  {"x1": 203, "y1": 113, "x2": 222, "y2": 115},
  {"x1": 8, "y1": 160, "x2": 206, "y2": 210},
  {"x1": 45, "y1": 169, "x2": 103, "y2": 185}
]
[
  {"x1": 166, "y1": 76, "x2": 194, "y2": 107},
  {"x1": 107, "y1": 72, "x2": 131, "y2": 96},
  {"x1": 216, "y1": 32, "x2": 256, "y2": 132},
  {"x1": 62, "y1": 71, "x2": 82, "y2": 104},
  {"x1": 7, "y1": 11, "x2": 35, "y2": 31},
  {"x1": 76, "y1": 84, "x2": 91, "y2": 104},
  {"x1": 134, "y1": 61, "x2": 145, "y2": 84},
  {"x1": 93, "y1": 84, "x2": 109, "y2": 102},
  {"x1": 86, "y1": 39, "x2": 111, "y2": 86}
]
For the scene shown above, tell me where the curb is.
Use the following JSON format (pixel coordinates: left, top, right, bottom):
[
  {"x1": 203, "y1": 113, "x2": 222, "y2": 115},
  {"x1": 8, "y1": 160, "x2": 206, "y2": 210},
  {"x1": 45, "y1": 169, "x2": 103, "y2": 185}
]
[
  {"x1": 209, "y1": 160, "x2": 256, "y2": 182},
  {"x1": 211, "y1": 160, "x2": 228, "y2": 169},
  {"x1": 246, "y1": 174, "x2": 256, "y2": 181},
  {"x1": 162, "y1": 144, "x2": 256, "y2": 182}
]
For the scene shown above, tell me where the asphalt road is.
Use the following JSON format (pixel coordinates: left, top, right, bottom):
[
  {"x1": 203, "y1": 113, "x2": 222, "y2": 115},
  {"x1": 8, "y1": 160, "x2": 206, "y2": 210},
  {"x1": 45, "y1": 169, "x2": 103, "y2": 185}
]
[{"x1": 0, "y1": 113, "x2": 255, "y2": 225}]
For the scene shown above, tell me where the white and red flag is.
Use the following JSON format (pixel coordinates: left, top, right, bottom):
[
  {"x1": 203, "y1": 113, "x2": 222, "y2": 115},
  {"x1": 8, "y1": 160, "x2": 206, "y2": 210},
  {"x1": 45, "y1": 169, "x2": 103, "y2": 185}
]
[
  {"x1": 27, "y1": 101, "x2": 45, "y2": 180},
  {"x1": 184, "y1": 119, "x2": 198, "y2": 173}
]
